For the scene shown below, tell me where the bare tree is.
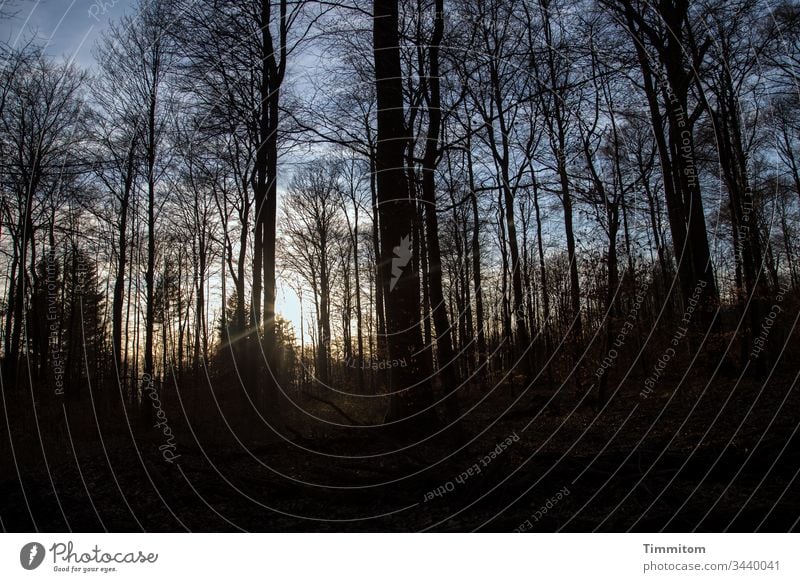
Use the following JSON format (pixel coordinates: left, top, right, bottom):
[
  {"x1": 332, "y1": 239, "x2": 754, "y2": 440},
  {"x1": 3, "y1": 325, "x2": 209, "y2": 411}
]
[{"x1": 280, "y1": 162, "x2": 345, "y2": 385}]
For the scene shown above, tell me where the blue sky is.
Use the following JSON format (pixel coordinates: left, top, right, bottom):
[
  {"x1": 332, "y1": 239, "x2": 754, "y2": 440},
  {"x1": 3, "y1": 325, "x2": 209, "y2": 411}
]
[
  {"x1": 2, "y1": 0, "x2": 321, "y2": 342},
  {"x1": 1, "y1": 0, "x2": 133, "y2": 66}
]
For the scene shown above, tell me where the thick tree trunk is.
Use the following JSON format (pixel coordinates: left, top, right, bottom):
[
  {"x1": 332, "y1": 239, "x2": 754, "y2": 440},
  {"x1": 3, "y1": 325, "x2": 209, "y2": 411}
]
[
  {"x1": 374, "y1": 0, "x2": 433, "y2": 426},
  {"x1": 262, "y1": 93, "x2": 279, "y2": 373},
  {"x1": 621, "y1": 2, "x2": 719, "y2": 320}
]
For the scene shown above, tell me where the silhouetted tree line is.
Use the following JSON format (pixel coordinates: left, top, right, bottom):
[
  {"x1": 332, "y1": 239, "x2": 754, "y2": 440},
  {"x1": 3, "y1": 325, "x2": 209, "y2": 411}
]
[{"x1": 1, "y1": 0, "x2": 798, "y2": 433}]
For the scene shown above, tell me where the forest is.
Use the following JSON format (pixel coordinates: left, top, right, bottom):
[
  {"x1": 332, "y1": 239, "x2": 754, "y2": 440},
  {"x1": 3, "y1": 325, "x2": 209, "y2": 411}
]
[{"x1": 1, "y1": 0, "x2": 799, "y2": 532}]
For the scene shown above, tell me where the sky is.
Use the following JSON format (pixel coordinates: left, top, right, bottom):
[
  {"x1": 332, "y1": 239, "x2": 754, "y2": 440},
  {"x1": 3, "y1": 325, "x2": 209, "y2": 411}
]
[
  {"x1": 1, "y1": 0, "x2": 133, "y2": 66},
  {"x1": 1, "y1": 0, "x2": 309, "y2": 340}
]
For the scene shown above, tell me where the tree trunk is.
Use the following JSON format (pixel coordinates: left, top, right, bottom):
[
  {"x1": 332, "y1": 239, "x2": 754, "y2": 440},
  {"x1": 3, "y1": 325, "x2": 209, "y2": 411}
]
[
  {"x1": 374, "y1": 0, "x2": 433, "y2": 427},
  {"x1": 113, "y1": 136, "x2": 137, "y2": 375},
  {"x1": 421, "y1": 0, "x2": 460, "y2": 428},
  {"x1": 466, "y1": 128, "x2": 487, "y2": 374}
]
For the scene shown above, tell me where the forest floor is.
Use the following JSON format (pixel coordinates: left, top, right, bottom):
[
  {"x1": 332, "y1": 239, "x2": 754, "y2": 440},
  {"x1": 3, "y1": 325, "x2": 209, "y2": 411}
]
[{"x1": 1, "y1": 369, "x2": 799, "y2": 532}]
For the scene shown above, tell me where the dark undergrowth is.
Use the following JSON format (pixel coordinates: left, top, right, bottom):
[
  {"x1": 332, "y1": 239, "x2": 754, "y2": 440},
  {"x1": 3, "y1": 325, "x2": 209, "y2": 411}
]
[{"x1": 1, "y1": 359, "x2": 798, "y2": 532}]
